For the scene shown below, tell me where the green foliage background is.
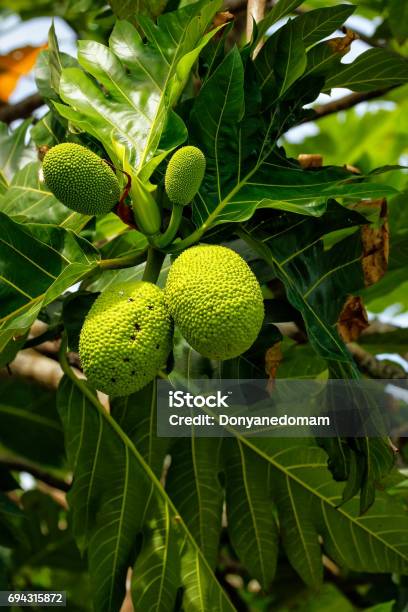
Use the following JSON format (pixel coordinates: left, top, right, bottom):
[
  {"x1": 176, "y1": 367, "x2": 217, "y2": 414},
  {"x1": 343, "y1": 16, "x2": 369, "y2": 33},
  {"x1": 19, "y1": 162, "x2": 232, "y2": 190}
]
[{"x1": 0, "y1": 0, "x2": 408, "y2": 610}]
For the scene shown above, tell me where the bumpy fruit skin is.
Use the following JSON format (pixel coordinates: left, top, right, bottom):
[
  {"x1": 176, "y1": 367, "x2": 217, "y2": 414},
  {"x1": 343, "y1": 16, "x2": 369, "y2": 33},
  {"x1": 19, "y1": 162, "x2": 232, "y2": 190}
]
[
  {"x1": 79, "y1": 282, "x2": 173, "y2": 396},
  {"x1": 43, "y1": 143, "x2": 120, "y2": 215},
  {"x1": 165, "y1": 146, "x2": 206, "y2": 206},
  {"x1": 165, "y1": 245, "x2": 264, "y2": 360}
]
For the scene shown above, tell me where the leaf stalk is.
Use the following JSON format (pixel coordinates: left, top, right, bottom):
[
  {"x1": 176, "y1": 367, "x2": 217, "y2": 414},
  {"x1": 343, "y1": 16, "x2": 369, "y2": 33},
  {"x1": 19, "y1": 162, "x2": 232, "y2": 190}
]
[{"x1": 152, "y1": 204, "x2": 184, "y2": 249}]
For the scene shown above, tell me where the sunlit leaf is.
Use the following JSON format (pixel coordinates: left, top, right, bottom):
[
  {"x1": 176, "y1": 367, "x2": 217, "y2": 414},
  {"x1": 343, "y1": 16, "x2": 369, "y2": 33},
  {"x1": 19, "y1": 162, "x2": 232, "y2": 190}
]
[
  {"x1": 0, "y1": 161, "x2": 89, "y2": 228},
  {"x1": 189, "y1": 48, "x2": 397, "y2": 232},
  {"x1": 295, "y1": 4, "x2": 355, "y2": 47},
  {"x1": 0, "y1": 212, "x2": 99, "y2": 354},
  {"x1": 0, "y1": 120, "x2": 36, "y2": 182},
  {"x1": 325, "y1": 48, "x2": 408, "y2": 92},
  {"x1": 55, "y1": 3, "x2": 223, "y2": 178}
]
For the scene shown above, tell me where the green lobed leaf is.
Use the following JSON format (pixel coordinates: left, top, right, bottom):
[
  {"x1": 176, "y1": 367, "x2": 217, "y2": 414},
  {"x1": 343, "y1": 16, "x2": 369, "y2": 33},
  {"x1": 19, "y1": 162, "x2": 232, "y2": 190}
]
[
  {"x1": 0, "y1": 121, "x2": 36, "y2": 183},
  {"x1": 388, "y1": 0, "x2": 408, "y2": 43},
  {"x1": 111, "y1": 382, "x2": 169, "y2": 479},
  {"x1": 57, "y1": 375, "x2": 235, "y2": 612},
  {"x1": 189, "y1": 47, "x2": 397, "y2": 232},
  {"x1": 274, "y1": 19, "x2": 308, "y2": 96},
  {"x1": 35, "y1": 39, "x2": 78, "y2": 102},
  {"x1": 0, "y1": 212, "x2": 99, "y2": 355},
  {"x1": 0, "y1": 162, "x2": 90, "y2": 229},
  {"x1": 108, "y1": 0, "x2": 167, "y2": 20},
  {"x1": 256, "y1": 0, "x2": 305, "y2": 42},
  {"x1": 31, "y1": 110, "x2": 66, "y2": 148},
  {"x1": 166, "y1": 437, "x2": 224, "y2": 568},
  {"x1": 56, "y1": 2, "x2": 223, "y2": 179},
  {"x1": 224, "y1": 438, "x2": 279, "y2": 588},
  {"x1": 131, "y1": 496, "x2": 181, "y2": 612},
  {"x1": 325, "y1": 48, "x2": 408, "y2": 92},
  {"x1": 100, "y1": 230, "x2": 147, "y2": 260},
  {"x1": 244, "y1": 438, "x2": 408, "y2": 586},
  {"x1": 276, "y1": 339, "x2": 328, "y2": 379},
  {"x1": 294, "y1": 4, "x2": 355, "y2": 48},
  {"x1": 303, "y1": 38, "x2": 347, "y2": 79},
  {"x1": 111, "y1": 384, "x2": 181, "y2": 606},
  {"x1": 240, "y1": 203, "x2": 366, "y2": 370},
  {"x1": 239, "y1": 202, "x2": 395, "y2": 506}
]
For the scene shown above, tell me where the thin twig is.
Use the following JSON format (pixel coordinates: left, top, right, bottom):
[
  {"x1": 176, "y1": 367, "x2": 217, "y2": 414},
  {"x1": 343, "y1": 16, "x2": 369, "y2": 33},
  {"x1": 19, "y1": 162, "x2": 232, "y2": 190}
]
[
  {"x1": 246, "y1": 0, "x2": 267, "y2": 42},
  {"x1": 305, "y1": 87, "x2": 397, "y2": 123},
  {"x1": 0, "y1": 458, "x2": 71, "y2": 492},
  {"x1": 0, "y1": 93, "x2": 43, "y2": 124},
  {"x1": 348, "y1": 343, "x2": 408, "y2": 379}
]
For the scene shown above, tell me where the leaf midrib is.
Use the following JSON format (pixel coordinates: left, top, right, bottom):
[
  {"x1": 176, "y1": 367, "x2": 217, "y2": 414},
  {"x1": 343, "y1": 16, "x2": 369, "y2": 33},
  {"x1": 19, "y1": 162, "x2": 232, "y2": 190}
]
[{"x1": 65, "y1": 372, "x2": 235, "y2": 611}]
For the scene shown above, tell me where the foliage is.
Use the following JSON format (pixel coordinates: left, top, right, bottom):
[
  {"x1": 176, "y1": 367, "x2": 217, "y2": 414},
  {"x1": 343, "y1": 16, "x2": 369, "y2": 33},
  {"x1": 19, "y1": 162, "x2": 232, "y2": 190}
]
[{"x1": 1, "y1": 0, "x2": 408, "y2": 611}]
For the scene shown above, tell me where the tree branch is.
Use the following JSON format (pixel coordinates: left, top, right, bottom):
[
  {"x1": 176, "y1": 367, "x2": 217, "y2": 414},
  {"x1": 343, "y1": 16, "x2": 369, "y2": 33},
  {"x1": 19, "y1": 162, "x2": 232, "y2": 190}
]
[
  {"x1": 0, "y1": 457, "x2": 71, "y2": 492},
  {"x1": 305, "y1": 87, "x2": 396, "y2": 123},
  {"x1": 246, "y1": 0, "x2": 267, "y2": 42},
  {"x1": 348, "y1": 343, "x2": 408, "y2": 379},
  {"x1": 0, "y1": 93, "x2": 44, "y2": 124}
]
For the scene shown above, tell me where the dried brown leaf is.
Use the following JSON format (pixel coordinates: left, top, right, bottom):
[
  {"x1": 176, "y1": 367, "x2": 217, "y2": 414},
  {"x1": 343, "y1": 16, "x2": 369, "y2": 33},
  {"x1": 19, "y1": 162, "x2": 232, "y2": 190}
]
[
  {"x1": 213, "y1": 11, "x2": 234, "y2": 29},
  {"x1": 327, "y1": 29, "x2": 359, "y2": 54},
  {"x1": 298, "y1": 154, "x2": 323, "y2": 169},
  {"x1": 361, "y1": 198, "x2": 389, "y2": 286},
  {"x1": 338, "y1": 296, "x2": 369, "y2": 343},
  {"x1": 265, "y1": 342, "x2": 282, "y2": 392}
]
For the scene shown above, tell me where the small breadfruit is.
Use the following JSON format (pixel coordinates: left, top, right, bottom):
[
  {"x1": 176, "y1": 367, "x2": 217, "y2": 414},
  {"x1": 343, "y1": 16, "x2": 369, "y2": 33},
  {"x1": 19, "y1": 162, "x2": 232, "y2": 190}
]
[
  {"x1": 42, "y1": 143, "x2": 120, "y2": 215},
  {"x1": 165, "y1": 245, "x2": 264, "y2": 360},
  {"x1": 165, "y1": 145, "x2": 206, "y2": 205},
  {"x1": 79, "y1": 281, "x2": 173, "y2": 396}
]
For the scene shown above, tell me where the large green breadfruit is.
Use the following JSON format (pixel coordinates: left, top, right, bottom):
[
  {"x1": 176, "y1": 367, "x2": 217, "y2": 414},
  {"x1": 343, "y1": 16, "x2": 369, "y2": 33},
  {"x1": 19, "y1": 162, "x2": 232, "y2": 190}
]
[
  {"x1": 79, "y1": 282, "x2": 173, "y2": 396},
  {"x1": 43, "y1": 143, "x2": 120, "y2": 215},
  {"x1": 165, "y1": 245, "x2": 264, "y2": 360},
  {"x1": 165, "y1": 146, "x2": 206, "y2": 205}
]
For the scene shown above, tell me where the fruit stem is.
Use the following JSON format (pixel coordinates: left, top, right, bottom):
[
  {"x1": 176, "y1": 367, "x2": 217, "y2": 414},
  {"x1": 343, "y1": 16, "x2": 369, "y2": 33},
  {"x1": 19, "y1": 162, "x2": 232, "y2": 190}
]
[
  {"x1": 142, "y1": 246, "x2": 165, "y2": 284},
  {"x1": 165, "y1": 223, "x2": 204, "y2": 252},
  {"x1": 98, "y1": 250, "x2": 147, "y2": 270},
  {"x1": 152, "y1": 204, "x2": 183, "y2": 249}
]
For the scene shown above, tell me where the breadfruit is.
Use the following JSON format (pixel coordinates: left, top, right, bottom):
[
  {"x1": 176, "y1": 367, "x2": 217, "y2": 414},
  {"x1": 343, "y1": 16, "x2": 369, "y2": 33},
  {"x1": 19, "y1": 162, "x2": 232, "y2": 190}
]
[
  {"x1": 79, "y1": 281, "x2": 173, "y2": 396},
  {"x1": 165, "y1": 146, "x2": 206, "y2": 205},
  {"x1": 165, "y1": 245, "x2": 264, "y2": 360},
  {"x1": 43, "y1": 143, "x2": 120, "y2": 215}
]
